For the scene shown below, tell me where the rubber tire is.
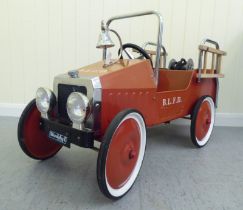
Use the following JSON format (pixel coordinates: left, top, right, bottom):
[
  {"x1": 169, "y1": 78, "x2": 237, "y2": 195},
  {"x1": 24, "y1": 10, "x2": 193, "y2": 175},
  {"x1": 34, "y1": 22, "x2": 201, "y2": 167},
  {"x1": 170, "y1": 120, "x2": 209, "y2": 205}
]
[
  {"x1": 190, "y1": 96, "x2": 215, "y2": 148},
  {"x1": 97, "y1": 109, "x2": 146, "y2": 200},
  {"x1": 18, "y1": 99, "x2": 62, "y2": 160}
]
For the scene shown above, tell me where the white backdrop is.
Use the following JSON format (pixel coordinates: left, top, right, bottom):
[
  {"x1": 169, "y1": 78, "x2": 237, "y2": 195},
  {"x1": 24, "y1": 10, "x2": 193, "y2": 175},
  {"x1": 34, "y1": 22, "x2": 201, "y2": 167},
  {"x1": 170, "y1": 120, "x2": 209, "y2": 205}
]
[{"x1": 0, "y1": 0, "x2": 243, "y2": 115}]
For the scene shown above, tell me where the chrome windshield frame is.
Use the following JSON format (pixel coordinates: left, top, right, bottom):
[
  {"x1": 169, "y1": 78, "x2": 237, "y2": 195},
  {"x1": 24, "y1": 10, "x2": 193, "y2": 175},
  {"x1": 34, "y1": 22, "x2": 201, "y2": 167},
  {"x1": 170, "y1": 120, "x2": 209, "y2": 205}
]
[{"x1": 103, "y1": 10, "x2": 163, "y2": 86}]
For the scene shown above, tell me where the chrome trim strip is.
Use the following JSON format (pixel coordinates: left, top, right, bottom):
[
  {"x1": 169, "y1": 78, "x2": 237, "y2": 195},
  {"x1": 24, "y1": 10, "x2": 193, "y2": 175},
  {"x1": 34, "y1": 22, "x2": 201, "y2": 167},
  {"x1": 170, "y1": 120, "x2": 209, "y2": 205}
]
[
  {"x1": 197, "y1": 50, "x2": 204, "y2": 82},
  {"x1": 91, "y1": 77, "x2": 102, "y2": 136},
  {"x1": 91, "y1": 77, "x2": 102, "y2": 102}
]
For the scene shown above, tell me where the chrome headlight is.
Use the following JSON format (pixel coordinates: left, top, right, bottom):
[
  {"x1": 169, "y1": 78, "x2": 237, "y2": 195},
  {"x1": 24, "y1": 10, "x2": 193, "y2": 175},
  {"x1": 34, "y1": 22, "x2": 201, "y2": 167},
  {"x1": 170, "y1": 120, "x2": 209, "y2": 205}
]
[
  {"x1": 67, "y1": 92, "x2": 90, "y2": 125},
  {"x1": 36, "y1": 87, "x2": 56, "y2": 117}
]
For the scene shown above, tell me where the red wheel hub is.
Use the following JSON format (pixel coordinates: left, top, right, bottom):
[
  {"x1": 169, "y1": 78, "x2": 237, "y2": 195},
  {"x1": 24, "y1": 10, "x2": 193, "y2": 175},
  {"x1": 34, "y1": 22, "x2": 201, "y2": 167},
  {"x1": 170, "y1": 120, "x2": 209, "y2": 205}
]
[
  {"x1": 195, "y1": 100, "x2": 212, "y2": 141},
  {"x1": 106, "y1": 118, "x2": 140, "y2": 189},
  {"x1": 23, "y1": 106, "x2": 62, "y2": 159}
]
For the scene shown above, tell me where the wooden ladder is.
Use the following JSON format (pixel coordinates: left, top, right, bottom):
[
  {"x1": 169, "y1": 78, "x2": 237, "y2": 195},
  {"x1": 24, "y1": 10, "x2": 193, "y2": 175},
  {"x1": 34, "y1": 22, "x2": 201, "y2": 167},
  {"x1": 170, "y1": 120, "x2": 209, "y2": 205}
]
[{"x1": 197, "y1": 39, "x2": 226, "y2": 80}]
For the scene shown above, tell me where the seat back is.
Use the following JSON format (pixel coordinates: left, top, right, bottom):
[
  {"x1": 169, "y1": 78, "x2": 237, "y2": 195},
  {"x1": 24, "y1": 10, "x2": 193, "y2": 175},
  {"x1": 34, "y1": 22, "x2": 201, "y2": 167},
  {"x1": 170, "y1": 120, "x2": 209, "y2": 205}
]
[{"x1": 158, "y1": 70, "x2": 194, "y2": 91}]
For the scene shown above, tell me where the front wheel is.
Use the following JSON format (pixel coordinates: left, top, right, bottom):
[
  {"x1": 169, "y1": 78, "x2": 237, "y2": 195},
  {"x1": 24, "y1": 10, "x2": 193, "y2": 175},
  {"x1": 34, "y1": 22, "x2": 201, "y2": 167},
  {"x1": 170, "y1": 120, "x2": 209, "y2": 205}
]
[
  {"x1": 190, "y1": 96, "x2": 215, "y2": 148},
  {"x1": 97, "y1": 110, "x2": 146, "y2": 200},
  {"x1": 18, "y1": 99, "x2": 62, "y2": 160}
]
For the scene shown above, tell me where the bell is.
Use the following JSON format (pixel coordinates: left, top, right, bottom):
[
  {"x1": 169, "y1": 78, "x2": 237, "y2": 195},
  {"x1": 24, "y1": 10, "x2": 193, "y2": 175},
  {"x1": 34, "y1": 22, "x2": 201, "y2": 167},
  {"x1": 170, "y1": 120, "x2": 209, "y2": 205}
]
[{"x1": 96, "y1": 28, "x2": 115, "y2": 49}]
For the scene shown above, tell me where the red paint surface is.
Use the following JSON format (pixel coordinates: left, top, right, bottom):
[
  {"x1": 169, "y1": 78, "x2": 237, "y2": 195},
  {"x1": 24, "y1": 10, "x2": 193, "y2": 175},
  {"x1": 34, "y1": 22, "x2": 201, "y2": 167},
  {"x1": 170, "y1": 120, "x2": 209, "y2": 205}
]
[
  {"x1": 195, "y1": 100, "x2": 212, "y2": 140},
  {"x1": 23, "y1": 106, "x2": 62, "y2": 159},
  {"x1": 98, "y1": 60, "x2": 217, "y2": 138},
  {"x1": 106, "y1": 118, "x2": 140, "y2": 189}
]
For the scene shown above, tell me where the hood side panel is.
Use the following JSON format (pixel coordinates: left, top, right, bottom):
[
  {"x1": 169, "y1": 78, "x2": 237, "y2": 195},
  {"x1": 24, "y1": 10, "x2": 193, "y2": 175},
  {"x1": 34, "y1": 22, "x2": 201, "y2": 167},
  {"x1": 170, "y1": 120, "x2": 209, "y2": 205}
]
[{"x1": 99, "y1": 60, "x2": 157, "y2": 136}]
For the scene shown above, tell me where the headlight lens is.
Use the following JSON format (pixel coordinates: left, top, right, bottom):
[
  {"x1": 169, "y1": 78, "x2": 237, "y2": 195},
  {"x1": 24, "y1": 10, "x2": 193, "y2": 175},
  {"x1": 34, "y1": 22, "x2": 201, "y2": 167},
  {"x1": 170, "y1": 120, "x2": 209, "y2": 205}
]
[
  {"x1": 36, "y1": 87, "x2": 55, "y2": 114},
  {"x1": 67, "y1": 92, "x2": 90, "y2": 124}
]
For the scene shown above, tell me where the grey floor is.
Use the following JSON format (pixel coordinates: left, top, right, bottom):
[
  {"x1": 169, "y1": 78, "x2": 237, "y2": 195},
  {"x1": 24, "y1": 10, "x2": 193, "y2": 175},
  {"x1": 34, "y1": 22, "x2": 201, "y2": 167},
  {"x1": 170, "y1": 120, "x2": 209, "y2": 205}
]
[{"x1": 0, "y1": 117, "x2": 243, "y2": 210}]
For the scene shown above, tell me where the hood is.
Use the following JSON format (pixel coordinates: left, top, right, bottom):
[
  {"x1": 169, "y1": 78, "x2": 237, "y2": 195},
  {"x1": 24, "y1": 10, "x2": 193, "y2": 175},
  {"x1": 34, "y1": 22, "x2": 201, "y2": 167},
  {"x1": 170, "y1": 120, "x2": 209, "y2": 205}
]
[
  {"x1": 76, "y1": 59, "x2": 143, "y2": 77},
  {"x1": 53, "y1": 59, "x2": 144, "y2": 99}
]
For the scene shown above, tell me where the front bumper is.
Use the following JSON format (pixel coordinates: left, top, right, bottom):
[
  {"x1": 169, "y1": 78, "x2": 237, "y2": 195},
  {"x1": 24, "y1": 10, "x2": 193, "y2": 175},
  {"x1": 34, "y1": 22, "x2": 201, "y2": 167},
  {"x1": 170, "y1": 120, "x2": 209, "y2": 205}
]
[{"x1": 40, "y1": 118, "x2": 95, "y2": 148}]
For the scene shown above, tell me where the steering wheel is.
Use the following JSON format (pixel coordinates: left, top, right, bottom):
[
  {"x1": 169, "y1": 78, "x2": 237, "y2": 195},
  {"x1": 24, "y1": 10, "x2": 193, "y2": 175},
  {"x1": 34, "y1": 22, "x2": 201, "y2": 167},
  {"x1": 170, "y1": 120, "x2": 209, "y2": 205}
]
[{"x1": 119, "y1": 43, "x2": 153, "y2": 66}]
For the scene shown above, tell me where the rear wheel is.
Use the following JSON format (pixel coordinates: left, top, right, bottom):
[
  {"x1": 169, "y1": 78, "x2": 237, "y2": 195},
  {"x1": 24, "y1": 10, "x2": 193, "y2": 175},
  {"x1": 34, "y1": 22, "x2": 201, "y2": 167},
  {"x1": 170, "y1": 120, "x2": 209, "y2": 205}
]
[
  {"x1": 18, "y1": 99, "x2": 62, "y2": 160},
  {"x1": 190, "y1": 96, "x2": 215, "y2": 148},
  {"x1": 97, "y1": 110, "x2": 146, "y2": 199}
]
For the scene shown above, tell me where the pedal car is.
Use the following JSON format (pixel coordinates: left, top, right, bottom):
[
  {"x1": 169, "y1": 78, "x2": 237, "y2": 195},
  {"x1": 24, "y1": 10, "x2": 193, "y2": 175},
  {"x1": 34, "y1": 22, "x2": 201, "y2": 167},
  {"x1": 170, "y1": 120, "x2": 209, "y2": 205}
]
[{"x1": 17, "y1": 11, "x2": 226, "y2": 200}]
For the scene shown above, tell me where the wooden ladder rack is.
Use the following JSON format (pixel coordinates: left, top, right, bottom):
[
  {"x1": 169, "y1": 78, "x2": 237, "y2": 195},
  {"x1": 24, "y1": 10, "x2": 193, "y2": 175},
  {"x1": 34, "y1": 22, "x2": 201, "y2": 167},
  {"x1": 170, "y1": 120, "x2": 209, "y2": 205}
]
[{"x1": 197, "y1": 39, "x2": 226, "y2": 81}]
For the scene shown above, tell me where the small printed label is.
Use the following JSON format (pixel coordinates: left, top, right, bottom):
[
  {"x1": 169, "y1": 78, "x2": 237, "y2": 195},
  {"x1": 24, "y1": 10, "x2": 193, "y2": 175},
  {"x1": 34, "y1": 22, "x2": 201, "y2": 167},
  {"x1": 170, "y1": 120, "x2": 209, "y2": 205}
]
[
  {"x1": 162, "y1": 97, "x2": 182, "y2": 107},
  {"x1": 48, "y1": 131, "x2": 68, "y2": 145}
]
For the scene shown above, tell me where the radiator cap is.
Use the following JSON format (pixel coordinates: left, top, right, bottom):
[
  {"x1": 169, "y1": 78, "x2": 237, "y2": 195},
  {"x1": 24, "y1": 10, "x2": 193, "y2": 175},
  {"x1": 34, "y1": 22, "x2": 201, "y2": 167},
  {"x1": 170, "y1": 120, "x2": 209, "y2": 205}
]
[{"x1": 68, "y1": 70, "x2": 79, "y2": 78}]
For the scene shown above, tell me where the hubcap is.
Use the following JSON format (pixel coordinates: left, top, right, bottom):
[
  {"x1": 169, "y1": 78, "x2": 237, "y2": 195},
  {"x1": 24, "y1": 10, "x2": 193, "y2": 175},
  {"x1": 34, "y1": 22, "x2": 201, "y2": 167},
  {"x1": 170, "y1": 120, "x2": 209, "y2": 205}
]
[
  {"x1": 195, "y1": 100, "x2": 212, "y2": 141},
  {"x1": 106, "y1": 118, "x2": 140, "y2": 189},
  {"x1": 23, "y1": 106, "x2": 62, "y2": 158}
]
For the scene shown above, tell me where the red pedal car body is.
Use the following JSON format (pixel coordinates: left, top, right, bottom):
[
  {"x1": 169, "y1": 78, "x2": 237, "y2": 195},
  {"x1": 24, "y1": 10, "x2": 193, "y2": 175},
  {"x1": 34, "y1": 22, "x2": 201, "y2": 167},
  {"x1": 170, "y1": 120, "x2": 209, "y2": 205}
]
[{"x1": 17, "y1": 11, "x2": 226, "y2": 199}]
